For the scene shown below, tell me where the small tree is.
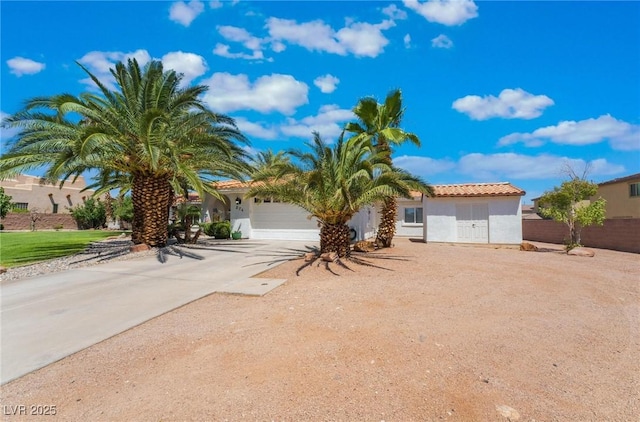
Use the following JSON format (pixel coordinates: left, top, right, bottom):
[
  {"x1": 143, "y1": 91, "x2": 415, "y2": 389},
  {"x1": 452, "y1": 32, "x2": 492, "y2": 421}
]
[
  {"x1": 538, "y1": 177, "x2": 606, "y2": 248},
  {"x1": 69, "y1": 198, "x2": 106, "y2": 229},
  {"x1": 113, "y1": 195, "x2": 134, "y2": 228},
  {"x1": 0, "y1": 187, "x2": 12, "y2": 219}
]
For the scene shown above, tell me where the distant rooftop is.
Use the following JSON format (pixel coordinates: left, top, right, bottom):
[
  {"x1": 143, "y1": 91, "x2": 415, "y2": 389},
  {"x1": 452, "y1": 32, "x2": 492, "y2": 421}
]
[{"x1": 598, "y1": 173, "x2": 640, "y2": 187}]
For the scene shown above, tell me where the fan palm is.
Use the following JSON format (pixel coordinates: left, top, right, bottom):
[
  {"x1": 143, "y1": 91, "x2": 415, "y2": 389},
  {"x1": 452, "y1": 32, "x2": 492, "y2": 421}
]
[
  {"x1": 247, "y1": 132, "x2": 429, "y2": 258},
  {"x1": 0, "y1": 58, "x2": 249, "y2": 246},
  {"x1": 345, "y1": 89, "x2": 422, "y2": 247}
]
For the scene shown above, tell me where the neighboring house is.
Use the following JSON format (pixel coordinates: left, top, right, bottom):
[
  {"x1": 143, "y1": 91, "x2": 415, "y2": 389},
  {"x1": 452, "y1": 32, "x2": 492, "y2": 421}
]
[
  {"x1": 0, "y1": 174, "x2": 95, "y2": 214},
  {"x1": 423, "y1": 183, "x2": 525, "y2": 245},
  {"x1": 521, "y1": 204, "x2": 542, "y2": 220},
  {"x1": 593, "y1": 173, "x2": 640, "y2": 219},
  {"x1": 532, "y1": 173, "x2": 640, "y2": 219}
]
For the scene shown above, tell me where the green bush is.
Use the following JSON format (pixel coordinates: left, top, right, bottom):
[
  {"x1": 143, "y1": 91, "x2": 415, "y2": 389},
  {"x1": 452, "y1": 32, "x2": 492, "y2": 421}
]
[
  {"x1": 205, "y1": 221, "x2": 231, "y2": 239},
  {"x1": 200, "y1": 222, "x2": 212, "y2": 236},
  {"x1": 69, "y1": 198, "x2": 106, "y2": 229}
]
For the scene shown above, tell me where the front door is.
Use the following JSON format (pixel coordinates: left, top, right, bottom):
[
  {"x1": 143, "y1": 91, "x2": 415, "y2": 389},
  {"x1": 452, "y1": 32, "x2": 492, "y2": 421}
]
[{"x1": 456, "y1": 203, "x2": 489, "y2": 243}]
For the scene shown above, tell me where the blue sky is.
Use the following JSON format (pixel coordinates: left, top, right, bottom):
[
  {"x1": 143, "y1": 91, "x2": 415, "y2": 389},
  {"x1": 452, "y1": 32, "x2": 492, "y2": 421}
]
[{"x1": 1, "y1": 0, "x2": 639, "y2": 203}]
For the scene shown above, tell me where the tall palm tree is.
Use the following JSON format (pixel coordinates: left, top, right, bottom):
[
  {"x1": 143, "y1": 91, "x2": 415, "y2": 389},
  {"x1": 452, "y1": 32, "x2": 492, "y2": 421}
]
[
  {"x1": 345, "y1": 89, "x2": 422, "y2": 247},
  {"x1": 247, "y1": 133, "x2": 429, "y2": 258},
  {"x1": 0, "y1": 59, "x2": 249, "y2": 246},
  {"x1": 249, "y1": 149, "x2": 291, "y2": 179}
]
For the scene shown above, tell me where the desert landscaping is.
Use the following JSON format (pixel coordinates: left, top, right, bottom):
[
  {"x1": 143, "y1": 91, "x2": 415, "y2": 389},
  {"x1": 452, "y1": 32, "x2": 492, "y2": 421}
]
[{"x1": 1, "y1": 238, "x2": 638, "y2": 421}]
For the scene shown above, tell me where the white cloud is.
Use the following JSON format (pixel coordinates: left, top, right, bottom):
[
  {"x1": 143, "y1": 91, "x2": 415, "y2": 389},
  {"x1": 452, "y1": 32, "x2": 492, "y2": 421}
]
[
  {"x1": 404, "y1": 34, "x2": 412, "y2": 48},
  {"x1": 336, "y1": 22, "x2": 391, "y2": 57},
  {"x1": 214, "y1": 25, "x2": 267, "y2": 60},
  {"x1": 7, "y1": 57, "x2": 46, "y2": 76},
  {"x1": 314, "y1": 74, "x2": 340, "y2": 94},
  {"x1": 218, "y1": 25, "x2": 264, "y2": 51},
  {"x1": 403, "y1": 0, "x2": 479, "y2": 26},
  {"x1": 392, "y1": 152, "x2": 625, "y2": 183},
  {"x1": 169, "y1": 0, "x2": 205, "y2": 26},
  {"x1": 498, "y1": 114, "x2": 640, "y2": 151},
  {"x1": 209, "y1": 0, "x2": 223, "y2": 9},
  {"x1": 382, "y1": 4, "x2": 408, "y2": 20},
  {"x1": 201, "y1": 73, "x2": 308, "y2": 115},
  {"x1": 266, "y1": 17, "x2": 391, "y2": 58},
  {"x1": 458, "y1": 153, "x2": 624, "y2": 180},
  {"x1": 213, "y1": 43, "x2": 265, "y2": 60},
  {"x1": 431, "y1": 34, "x2": 453, "y2": 49},
  {"x1": 453, "y1": 88, "x2": 554, "y2": 120},
  {"x1": 161, "y1": 51, "x2": 207, "y2": 84},
  {"x1": 234, "y1": 117, "x2": 279, "y2": 140},
  {"x1": 77, "y1": 49, "x2": 152, "y2": 90},
  {"x1": 271, "y1": 41, "x2": 286, "y2": 53},
  {"x1": 394, "y1": 155, "x2": 456, "y2": 176},
  {"x1": 280, "y1": 105, "x2": 354, "y2": 140}
]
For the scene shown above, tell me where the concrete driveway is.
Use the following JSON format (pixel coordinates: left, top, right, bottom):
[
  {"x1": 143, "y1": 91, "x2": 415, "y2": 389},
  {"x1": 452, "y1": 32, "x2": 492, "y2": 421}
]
[{"x1": 0, "y1": 239, "x2": 316, "y2": 384}]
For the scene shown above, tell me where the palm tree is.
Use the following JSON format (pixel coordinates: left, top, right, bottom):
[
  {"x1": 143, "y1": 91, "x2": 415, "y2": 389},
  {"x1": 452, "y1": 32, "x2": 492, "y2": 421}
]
[
  {"x1": 0, "y1": 59, "x2": 250, "y2": 247},
  {"x1": 247, "y1": 133, "x2": 429, "y2": 258},
  {"x1": 249, "y1": 149, "x2": 291, "y2": 179},
  {"x1": 345, "y1": 89, "x2": 422, "y2": 247}
]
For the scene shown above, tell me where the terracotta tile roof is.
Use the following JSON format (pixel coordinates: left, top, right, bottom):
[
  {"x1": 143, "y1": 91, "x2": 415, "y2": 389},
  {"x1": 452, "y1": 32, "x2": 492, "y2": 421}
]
[
  {"x1": 431, "y1": 182, "x2": 525, "y2": 197},
  {"x1": 213, "y1": 179, "x2": 263, "y2": 190},
  {"x1": 213, "y1": 181, "x2": 525, "y2": 197}
]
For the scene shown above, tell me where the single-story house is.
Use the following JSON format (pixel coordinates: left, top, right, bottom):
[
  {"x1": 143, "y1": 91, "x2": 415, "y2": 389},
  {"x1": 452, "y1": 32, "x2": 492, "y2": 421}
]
[
  {"x1": 202, "y1": 180, "x2": 525, "y2": 245},
  {"x1": 423, "y1": 182, "x2": 525, "y2": 245},
  {"x1": 203, "y1": 180, "x2": 376, "y2": 241}
]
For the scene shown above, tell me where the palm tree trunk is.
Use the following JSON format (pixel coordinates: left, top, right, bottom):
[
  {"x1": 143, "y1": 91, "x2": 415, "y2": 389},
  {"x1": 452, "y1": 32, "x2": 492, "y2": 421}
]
[
  {"x1": 376, "y1": 196, "x2": 397, "y2": 248},
  {"x1": 131, "y1": 173, "x2": 171, "y2": 246},
  {"x1": 104, "y1": 192, "x2": 114, "y2": 227},
  {"x1": 320, "y1": 222, "x2": 351, "y2": 258}
]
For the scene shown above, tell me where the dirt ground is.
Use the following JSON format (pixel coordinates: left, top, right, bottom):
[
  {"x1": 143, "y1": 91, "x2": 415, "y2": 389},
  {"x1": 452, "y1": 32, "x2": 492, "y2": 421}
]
[{"x1": 1, "y1": 238, "x2": 638, "y2": 421}]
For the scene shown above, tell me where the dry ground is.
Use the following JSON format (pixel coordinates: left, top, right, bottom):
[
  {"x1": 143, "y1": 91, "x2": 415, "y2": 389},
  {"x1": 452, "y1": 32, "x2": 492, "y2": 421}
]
[{"x1": 1, "y1": 238, "x2": 638, "y2": 421}]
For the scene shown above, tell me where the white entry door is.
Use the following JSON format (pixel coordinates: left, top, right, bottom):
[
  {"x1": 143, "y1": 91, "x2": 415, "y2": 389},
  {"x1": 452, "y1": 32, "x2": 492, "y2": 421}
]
[{"x1": 456, "y1": 203, "x2": 489, "y2": 243}]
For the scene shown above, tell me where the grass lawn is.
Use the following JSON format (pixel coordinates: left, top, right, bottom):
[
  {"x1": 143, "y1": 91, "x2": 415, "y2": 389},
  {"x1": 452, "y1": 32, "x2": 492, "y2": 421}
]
[{"x1": 0, "y1": 231, "x2": 125, "y2": 268}]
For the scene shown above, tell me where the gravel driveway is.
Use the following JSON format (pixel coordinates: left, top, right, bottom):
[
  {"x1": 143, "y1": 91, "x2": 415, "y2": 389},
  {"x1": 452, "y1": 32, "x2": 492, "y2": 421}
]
[{"x1": 1, "y1": 238, "x2": 638, "y2": 421}]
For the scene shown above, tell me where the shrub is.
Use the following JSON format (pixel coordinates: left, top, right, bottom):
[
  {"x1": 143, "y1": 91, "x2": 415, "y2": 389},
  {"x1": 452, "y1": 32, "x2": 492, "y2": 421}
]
[
  {"x1": 53, "y1": 223, "x2": 64, "y2": 231},
  {"x1": 69, "y1": 198, "x2": 106, "y2": 229},
  {"x1": 208, "y1": 221, "x2": 231, "y2": 239}
]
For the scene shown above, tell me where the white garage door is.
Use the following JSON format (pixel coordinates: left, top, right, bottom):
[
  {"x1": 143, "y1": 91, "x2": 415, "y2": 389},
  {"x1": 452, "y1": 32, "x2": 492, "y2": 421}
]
[
  {"x1": 456, "y1": 203, "x2": 489, "y2": 243},
  {"x1": 251, "y1": 202, "x2": 319, "y2": 240}
]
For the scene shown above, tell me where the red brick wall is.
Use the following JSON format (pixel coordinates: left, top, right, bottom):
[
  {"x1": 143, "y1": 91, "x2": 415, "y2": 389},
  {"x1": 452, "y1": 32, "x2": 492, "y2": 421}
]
[
  {"x1": 523, "y1": 218, "x2": 640, "y2": 253},
  {"x1": 0, "y1": 213, "x2": 78, "y2": 230}
]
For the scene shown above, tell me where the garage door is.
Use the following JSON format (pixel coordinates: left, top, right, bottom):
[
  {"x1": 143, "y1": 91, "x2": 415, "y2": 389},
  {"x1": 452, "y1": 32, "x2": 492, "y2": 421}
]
[{"x1": 456, "y1": 203, "x2": 489, "y2": 243}]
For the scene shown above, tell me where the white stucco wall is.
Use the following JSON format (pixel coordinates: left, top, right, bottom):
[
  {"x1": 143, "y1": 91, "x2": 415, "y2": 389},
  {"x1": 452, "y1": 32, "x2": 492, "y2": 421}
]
[
  {"x1": 228, "y1": 195, "x2": 252, "y2": 238},
  {"x1": 348, "y1": 205, "x2": 377, "y2": 241},
  {"x1": 395, "y1": 199, "x2": 424, "y2": 237},
  {"x1": 423, "y1": 196, "x2": 523, "y2": 244}
]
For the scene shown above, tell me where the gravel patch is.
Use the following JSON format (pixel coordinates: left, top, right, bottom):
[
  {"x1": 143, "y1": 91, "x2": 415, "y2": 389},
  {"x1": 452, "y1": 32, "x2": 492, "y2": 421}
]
[{"x1": 1, "y1": 236, "x2": 157, "y2": 283}]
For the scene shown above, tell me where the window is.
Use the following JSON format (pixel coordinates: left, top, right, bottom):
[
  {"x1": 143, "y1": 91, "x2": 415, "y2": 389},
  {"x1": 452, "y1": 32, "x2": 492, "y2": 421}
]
[
  {"x1": 52, "y1": 204, "x2": 59, "y2": 214},
  {"x1": 404, "y1": 207, "x2": 423, "y2": 224},
  {"x1": 12, "y1": 202, "x2": 28, "y2": 211},
  {"x1": 630, "y1": 182, "x2": 640, "y2": 197}
]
